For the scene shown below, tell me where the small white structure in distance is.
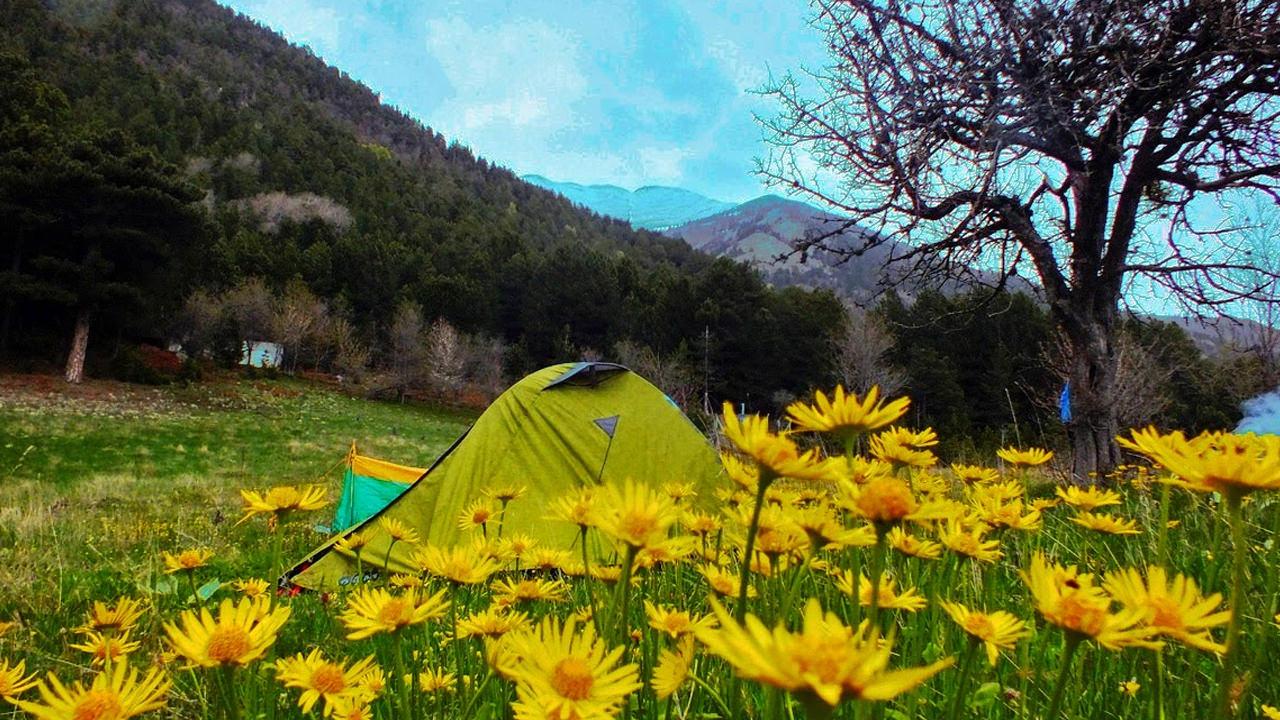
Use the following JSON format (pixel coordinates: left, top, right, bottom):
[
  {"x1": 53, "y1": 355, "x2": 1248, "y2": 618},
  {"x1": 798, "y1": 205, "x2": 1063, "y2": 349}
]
[{"x1": 241, "y1": 340, "x2": 284, "y2": 368}]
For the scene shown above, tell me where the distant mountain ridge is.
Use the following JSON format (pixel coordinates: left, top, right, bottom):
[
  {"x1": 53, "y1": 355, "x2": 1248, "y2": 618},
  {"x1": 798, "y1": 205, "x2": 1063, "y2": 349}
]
[{"x1": 522, "y1": 175, "x2": 734, "y2": 230}]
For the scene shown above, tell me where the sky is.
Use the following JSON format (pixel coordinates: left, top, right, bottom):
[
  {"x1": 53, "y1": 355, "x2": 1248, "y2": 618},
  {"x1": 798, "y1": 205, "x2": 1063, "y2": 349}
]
[{"x1": 218, "y1": 0, "x2": 828, "y2": 203}]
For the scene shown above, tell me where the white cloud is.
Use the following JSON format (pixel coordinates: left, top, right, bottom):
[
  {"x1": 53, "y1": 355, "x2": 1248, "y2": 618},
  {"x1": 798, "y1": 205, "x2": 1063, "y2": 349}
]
[{"x1": 424, "y1": 16, "x2": 588, "y2": 141}]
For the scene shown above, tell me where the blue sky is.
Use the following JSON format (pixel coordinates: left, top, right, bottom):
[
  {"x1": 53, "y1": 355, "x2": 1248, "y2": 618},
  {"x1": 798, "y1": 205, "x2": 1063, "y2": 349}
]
[{"x1": 218, "y1": 0, "x2": 827, "y2": 203}]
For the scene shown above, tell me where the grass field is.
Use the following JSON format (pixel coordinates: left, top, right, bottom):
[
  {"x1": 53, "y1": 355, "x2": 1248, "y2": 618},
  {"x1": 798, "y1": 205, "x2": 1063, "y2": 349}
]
[
  {"x1": 1, "y1": 375, "x2": 1278, "y2": 720},
  {"x1": 0, "y1": 374, "x2": 474, "y2": 636}
]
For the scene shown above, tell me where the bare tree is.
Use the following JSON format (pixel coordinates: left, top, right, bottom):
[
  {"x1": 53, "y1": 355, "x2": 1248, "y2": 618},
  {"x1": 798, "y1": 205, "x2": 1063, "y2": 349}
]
[
  {"x1": 330, "y1": 316, "x2": 370, "y2": 382},
  {"x1": 222, "y1": 278, "x2": 278, "y2": 343},
  {"x1": 760, "y1": 0, "x2": 1280, "y2": 478},
  {"x1": 423, "y1": 317, "x2": 466, "y2": 397},
  {"x1": 171, "y1": 289, "x2": 225, "y2": 359},
  {"x1": 1043, "y1": 330, "x2": 1172, "y2": 432},
  {"x1": 832, "y1": 304, "x2": 907, "y2": 396},
  {"x1": 612, "y1": 340, "x2": 698, "y2": 407},
  {"x1": 460, "y1": 333, "x2": 507, "y2": 399},
  {"x1": 276, "y1": 279, "x2": 328, "y2": 373},
  {"x1": 387, "y1": 299, "x2": 427, "y2": 402}
]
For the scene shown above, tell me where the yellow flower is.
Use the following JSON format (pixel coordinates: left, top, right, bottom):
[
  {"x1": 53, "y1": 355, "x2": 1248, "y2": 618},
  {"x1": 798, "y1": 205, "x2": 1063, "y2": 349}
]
[
  {"x1": 457, "y1": 607, "x2": 531, "y2": 639},
  {"x1": 1021, "y1": 554, "x2": 1161, "y2": 650},
  {"x1": 836, "y1": 455, "x2": 895, "y2": 485},
  {"x1": 644, "y1": 602, "x2": 717, "y2": 638},
  {"x1": 547, "y1": 487, "x2": 597, "y2": 529},
  {"x1": 1120, "y1": 428, "x2": 1280, "y2": 499},
  {"x1": 388, "y1": 574, "x2": 423, "y2": 590},
  {"x1": 651, "y1": 635, "x2": 695, "y2": 699},
  {"x1": 505, "y1": 533, "x2": 538, "y2": 558},
  {"x1": 275, "y1": 649, "x2": 377, "y2": 715},
  {"x1": 378, "y1": 517, "x2": 420, "y2": 545},
  {"x1": 869, "y1": 432, "x2": 937, "y2": 469},
  {"x1": 491, "y1": 578, "x2": 570, "y2": 606},
  {"x1": 1055, "y1": 486, "x2": 1122, "y2": 511},
  {"x1": 940, "y1": 602, "x2": 1031, "y2": 665},
  {"x1": 504, "y1": 615, "x2": 641, "y2": 720},
  {"x1": 696, "y1": 597, "x2": 951, "y2": 706},
  {"x1": 952, "y1": 464, "x2": 1000, "y2": 484},
  {"x1": 16, "y1": 663, "x2": 169, "y2": 720},
  {"x1": 1071, "y1": 512, "x2": 1141, "y2": 535},
  {"x1": 339, "y1": 587, "x2": 448, "y2": 639},
  {"x1": 592, "y1": 478, "x2": 680, "y2": 551},
  {"x1": 662, "y1": 480, "x2": 697, "y2": 503},
  {"x1": 834, "y1": 571, "x2": 927, "y2": 612},
  {"x1": 328, "y1": 696, "x2": 375, "y2": 720},
  {"x1": 412, "y1": 545, "x2": 501, "y2": 585},
  {"x1": 334, "y1": 530, "x2": 371, "y2": 555},
  {"x1": 888, "y1": 528, "x2": 942, "y2": 560},
  {"x1": 939, "y1": 521, "x2": 1003, "y2": 565},
  {"x1": 406, "y1": 667, "x2": 457, "y2": 693},
  {"x1": 996, "y1": 447, "x2": 1054, "y2": 467},
  {"x1": 973, "y1": 499, "x2": 1042, "y2": 532},
  {"x1": 527, "y1": 548, "x2": 573, "y2": 572},
  {"x1": 699, "y1": 564, "x2": 756, "y2": 598},
  {"x1": 81, "y1": 598, "x2": 146, "y2": 634},
  {"x1": 970, "y1": 480, "x2": 1024, "y2": 503},
  {"x1": 233, "y1": 578, "x2": 270, "y2": 599},
  {"x1": 0, "y1": 659, "x2": 37, "y2": 702},
  {"x1": 161, "y1": 548, "x2": 213, "y2": 575},
  {"x1": 0, "y1": 620, "x2": 16, "y2": 638},
  {"x1": 839, "y1": 475, "x2": 951, "y2": 529},
  {"x1": 70, "y1": 631, "x2": 141, "y2": 668},
  {"x1": 683, "y1": 511, "x2": 722, "y2": 537},
  {"x1": 635, "y1": 536, "x2": 696, "y2": 568},
  {"x1": 164, "y1": 597, "x2": 291, "y2": 667},
  {"x1": 239, "y1": 484, "x2": 328, "y2": 526},
  {"x1": 721, "y1": 402, "x2": 843, "y2": 483},
  {"x1": 1120, "y1": 679, "x2": 1141, "y2": 697},
  {"x1": 1263, "y1": 705, "x2": 1280, "y2": 720},
  {"x1": 785, "y1": 385, "x2": 910, "y2": 440},
  {"x1": 877, "y1": 426, "x2": 939, "y2": 449},
  {"x1": 457, "y1": 500, "x2": 497, "y2": 531},
  {"x1": 486, "y1": 484, "x2": 528, "y2": 503},
  {"x1": 1103, "y1": 566, "x2": 1230, "y2": 653}
]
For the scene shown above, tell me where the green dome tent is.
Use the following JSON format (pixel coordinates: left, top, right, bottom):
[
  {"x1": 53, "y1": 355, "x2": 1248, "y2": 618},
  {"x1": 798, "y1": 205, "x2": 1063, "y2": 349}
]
[{"x1": 284, "y1": 362, "x2": 724, "y2": 592}]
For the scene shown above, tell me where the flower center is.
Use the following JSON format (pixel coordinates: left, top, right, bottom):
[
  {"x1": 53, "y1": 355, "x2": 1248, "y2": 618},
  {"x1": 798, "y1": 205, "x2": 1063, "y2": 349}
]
[
  {"x1": 73, "y1": 690, "x2": 124, "y2": 720},
  {"x1": 963, "y1": 614, "x2": 996, "y2": 639},
  {"x1": 550, "y1": 657, "x2": 595, "y2": 700},
  {"x1": 207, "y1": 623, "x2": 253, "y2": 663},
  {"x1": 311, "y1": 664, "x2": 348, "y2": 694},
  {"x1": 618, "y1": 512, "x2": 658, "y2": 544},
  {"x1": 1056, "y1": 594, "x2": 1106, "y2": 637},
  {"x1": 855, "y1": 478, "x2": 916, "y2": 522},
  {"x1": 1148, "y1": 596, "x2": 1184, "y2": 630},
  {"x1": 378, "y1": 599, "x2": 410, "y2": 627}
]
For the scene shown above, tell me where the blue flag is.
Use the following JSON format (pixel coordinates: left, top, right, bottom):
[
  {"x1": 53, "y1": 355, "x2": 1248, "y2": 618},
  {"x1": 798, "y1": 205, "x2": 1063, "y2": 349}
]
[{"x1": 1059, "y1": 383, "x2": 1072, "y2": 423}]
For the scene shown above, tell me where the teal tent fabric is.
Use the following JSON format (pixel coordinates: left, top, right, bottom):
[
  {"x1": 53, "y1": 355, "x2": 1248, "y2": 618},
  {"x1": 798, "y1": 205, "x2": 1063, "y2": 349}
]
[{"x1": 332, "y1": 468, "x2": 413, "y2": 531}]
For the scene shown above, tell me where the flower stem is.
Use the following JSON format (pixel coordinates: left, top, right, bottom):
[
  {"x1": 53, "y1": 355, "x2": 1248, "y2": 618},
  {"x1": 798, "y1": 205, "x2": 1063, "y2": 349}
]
[
  {"x1": 613, "y1": 544, "x2": 639, "y2": 643},
  {"x1": 735, "y1": 477, "x2": 772, "y2": 622},
  {"x1": 948, "y1": 636, "x2": 980, "y2": 720},
  {"x1": 1214, "y1": 492, "x2": 1247, "y2": 720},
  {"x1": 798, "y1": 692, "x2": 835, "y2": 720},
  {"x1": 866, "y1": 529, "x2": 887, "y2": 631},
  {"x1": 391, "y1": 632, "x2": 412, "y2": 720},
  {"x1": 579, "y1": 526, "x2": 601, "y2": 635},
  {"x1": 219, "y1": 666, "x2": 242, "y2": 720},
  {"x1": 1045, "y1": 633, "x2": 1084, "y2": 720},
  {"x1": 1153, "y1": 647, "x2": 1165, "y2": 720}
]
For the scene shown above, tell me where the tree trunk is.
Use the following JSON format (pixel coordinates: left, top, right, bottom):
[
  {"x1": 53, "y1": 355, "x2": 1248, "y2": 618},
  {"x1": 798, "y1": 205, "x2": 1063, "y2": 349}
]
[
  {"x1": 1064, "y1": 311, "x2": 1122, "y2": 484},
  {"x1": 64, "y1": 307, "x2": 91, "y2": 384}
]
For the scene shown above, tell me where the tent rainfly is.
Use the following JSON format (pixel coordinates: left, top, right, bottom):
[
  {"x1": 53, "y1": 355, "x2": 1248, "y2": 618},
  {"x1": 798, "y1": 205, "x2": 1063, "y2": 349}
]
[{"x1": 284, "y1": 362, "x2": 724, "y2": 592}]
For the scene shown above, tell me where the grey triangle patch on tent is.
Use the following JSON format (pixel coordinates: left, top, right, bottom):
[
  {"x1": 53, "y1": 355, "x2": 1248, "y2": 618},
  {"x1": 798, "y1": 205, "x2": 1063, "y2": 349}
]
[{"x1": 593, "y1": 415, "x2": 620, "y2": 437}]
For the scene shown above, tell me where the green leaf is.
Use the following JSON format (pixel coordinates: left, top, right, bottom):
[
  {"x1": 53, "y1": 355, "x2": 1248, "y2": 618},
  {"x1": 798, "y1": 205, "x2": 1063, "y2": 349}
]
[
  {"x1": 970, "y1": 682, "x2": 1001, "y2": 708},
  {"x1": 196, "y1": 579, "x2": 223, "y2": 601}
]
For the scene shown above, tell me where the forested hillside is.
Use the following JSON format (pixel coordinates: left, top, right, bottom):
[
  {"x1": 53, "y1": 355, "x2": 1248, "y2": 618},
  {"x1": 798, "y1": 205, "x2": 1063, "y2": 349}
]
[{"x1": 0, "y1": 0, "x2": 844, "y2": 404}]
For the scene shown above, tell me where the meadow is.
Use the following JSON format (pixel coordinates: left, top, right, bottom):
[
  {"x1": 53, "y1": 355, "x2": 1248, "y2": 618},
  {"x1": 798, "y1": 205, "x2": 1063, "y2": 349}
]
[{"x1": 0, "y1": 375, "x2": 1278, "y2": 720}]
